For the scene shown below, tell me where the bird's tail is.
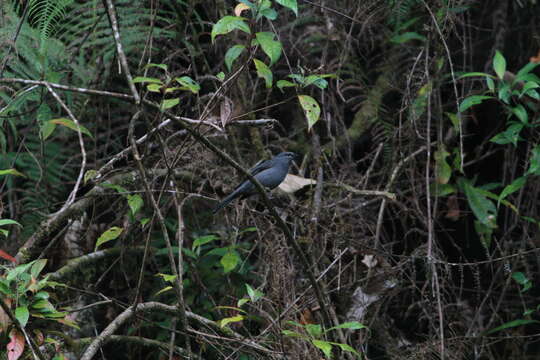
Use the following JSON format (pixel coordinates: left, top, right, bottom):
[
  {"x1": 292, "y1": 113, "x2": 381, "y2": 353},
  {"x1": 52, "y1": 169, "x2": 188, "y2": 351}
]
[{"x1": 212, "y1": 191, "x2": 238, "y2": 214}]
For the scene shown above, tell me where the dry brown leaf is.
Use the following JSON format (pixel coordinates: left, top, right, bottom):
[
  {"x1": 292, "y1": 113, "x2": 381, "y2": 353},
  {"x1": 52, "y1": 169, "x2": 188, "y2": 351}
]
[
  {"x1": 234, "y1": 3, "x2": 250, "y2": 16},
  {"x1": 278, "y1": 174, "x2": 316, "y2": 193}
]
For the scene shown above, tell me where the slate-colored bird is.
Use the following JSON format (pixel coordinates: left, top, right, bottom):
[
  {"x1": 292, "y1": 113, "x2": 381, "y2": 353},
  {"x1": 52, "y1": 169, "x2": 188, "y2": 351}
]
[{"x1": 212, "y1": 152, "x2": 297, "y2": 213}]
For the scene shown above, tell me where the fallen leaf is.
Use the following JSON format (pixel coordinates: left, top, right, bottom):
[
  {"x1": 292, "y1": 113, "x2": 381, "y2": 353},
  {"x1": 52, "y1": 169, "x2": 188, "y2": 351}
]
[
  {"x1": 234, "y1": 3, "x2": 250, "y2": 16},
  {"x1": 278, "y1": 174, "x2": 316, "y2": 193},
  {"x1": 7, "y1": 329, "x2": 25, "y2": 360}
]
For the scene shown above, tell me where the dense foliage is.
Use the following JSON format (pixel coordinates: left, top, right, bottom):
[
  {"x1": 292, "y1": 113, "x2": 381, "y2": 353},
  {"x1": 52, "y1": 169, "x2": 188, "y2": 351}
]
[{"x1": 1, "y1": 0, "x2": 540, "y2": 359}]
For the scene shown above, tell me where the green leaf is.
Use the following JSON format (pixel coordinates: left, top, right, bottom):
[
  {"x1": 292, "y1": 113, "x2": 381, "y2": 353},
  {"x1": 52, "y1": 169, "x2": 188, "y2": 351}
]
[
  {"x1": 512, "y1": 272, "x2": 532, "y2": 292},
  {"x1": 327, "y1": 321, "x2": 367, "y2": 332},
  {"x1": 277, "y1": 80, "x2": 296, "y2": 91},
  {"x1": 216, "y1": 72, "x2": 225, "y2": 81},
  {"x1": 40, "y1": 120, "x2": 56, "y2": 139},
  {"x1": 390, "y1": 31, "x2": 426, "y2": 43},
  {"x1": 211, "y1": 16, "x2": 250, "y2": 42},
  {"x1": 253, "y1": 59, "x2": 273, "y2": 88},
  {"x1": 154, "y1": 286, "x2": 173, "y2": 296},
  {"x1": 432, "y1": 183, "x2": 456, "y2": 197},
  {"x1": 498, "y1": 176, "x2": 526, "y2": 206},
  {"x1": 527, "y1": 146, "x2": 540, "y2": 175},
  {"x1": 298, "y1": 95, "x2": 321, "y2": 130},
  {"x1": 174, "y1": 76, "x2": 200, "y2": 93},
  {"x1": 147, "y1": 83, "x2": 162, "y2": 92},
  {"x1": 192, "y1": 235, "x2": 218, "y2": 249},
  {"x1": 515, "y1": 62, "x2": 540, "y2": 80},
  {"x1": 160, "y1": 98, "x2": 180, "y2": 111},
  {"x1": 132, "y1": 77, "x2": 162, "y2": 84},
  {"x1": 333, "y1": 342, "x2": 361, "y2": 356},
  {"x1": 511, "y1": 105, "x2": 528, "y2": 124},
  {"x1": 305, "y1": 324, "x2": 322, "y2": 338},
  {"x1": 95, "y1": 226, "x2": 123, "y2": 251},
  {"x1": 15, "y1": 306, "x2": 29, "y2": 327},
  {"x1": 221, "y1": 250, "x2": 240, "y2": 273},
  {"x1": 127, "y1": 194, "x2": 143, "y2": 216},
  {"x1": 225, "y1": 45, "x2": 245, "y2": 71},
  {"x1": 275, "y1": 0, "x2": 298, "y2": 16},
  {"x1": 260, "y1": 8, "x2": 277, "y2": 20},
  {"x1": 487, "y1": 319, "x2": 539, "y2": 334},
  {"x1": 255, "y1": 32, "x2": 282, "y2": 66},
  {"x1": 458, "y1": 72, "x2": 494, "y2": 79},
  {"x1": 486, "y1": 77, "x2": 495, "y2": 93},
  {"x1": 50, "y1": 118, "x2": 93, "y2": 138},
  {"x1": 311, "y1": 339, "x2": 332, "y2": 358},
  {"x1": 0, "y1": 219, "x2": 22, "y2": 227},
  {"x1": 493, "y1": 51, "x2": 506, "y2": 79},
  {"x1": 458, "y1": 178, "x2": 497, "y2": 228},
  {"x1": 246, "y1": 284, "x2": 264, "y2": 302},
  {"x1": 218, "y1": 314, "x2": 245, "y2": 328},
  {"x1": 30, "y1": 259, "x2": 47, "y2": 278},
  {"x1": 144, "y1": 63, "x2": 168, "y2": 71},
  {"x1": 304, "y1": 75, "x2": 330, "y2": 89},
  {"x1": 282, "y1": 329, "x2": 303, "y2": 338},
  {"x1": 459, "y1": 95, "x2": 493, "y2": 112},
  {"x1": 490, "y1": 123, "x2": 523, "y2": 146}
]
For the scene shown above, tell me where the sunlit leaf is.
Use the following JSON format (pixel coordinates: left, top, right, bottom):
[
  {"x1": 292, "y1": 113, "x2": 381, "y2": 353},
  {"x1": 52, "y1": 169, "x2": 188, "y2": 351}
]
[
  {"x1": 493, "y1": 50, "x2": 506, "y2": 79},
  {"x1": 221, "y1": 250, "x2": 240, "y2": 273},
  {"x1": 127, "y1": 194, "x2": 143, "y2": 216},
  {"x1": 95, "y1": 226, "x2": 123, "y2": 251},
  {"x1": 253, "y1": 59, "x2": 273, "y2": 88},
  {"x1": 255, "y1": 32, "x2": 282, "y2": 66},
  {"x1": 211, "y1": 16, "x2": 250, "y2": 42},
  {"x1": 160, "y1": 98, "x2": 180, "y2": 111},
  {"x1": 174, "y1": 76, "x2": 200, "y2": 93},
  {"x1": 312, "y1": 339, "x2": 332, "y2": 358},
  {"x1": 298, "y1": 95, "x2": 321, "y2": 130},
  {"x1": 15, "y1": 307, "x2": 29, "y2": 328}
]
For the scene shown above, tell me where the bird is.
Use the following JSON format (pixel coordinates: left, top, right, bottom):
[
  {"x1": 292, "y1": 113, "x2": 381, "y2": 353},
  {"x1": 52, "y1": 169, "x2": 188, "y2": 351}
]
[{"x1": 212, "y1": 152, "x2": 297, "y2": 214}]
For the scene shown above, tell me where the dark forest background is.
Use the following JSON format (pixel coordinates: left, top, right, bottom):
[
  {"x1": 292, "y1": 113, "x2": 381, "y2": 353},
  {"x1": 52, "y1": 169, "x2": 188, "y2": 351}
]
[{"x1": 1, "y1": 0, "x2": 540, "y2": 359}]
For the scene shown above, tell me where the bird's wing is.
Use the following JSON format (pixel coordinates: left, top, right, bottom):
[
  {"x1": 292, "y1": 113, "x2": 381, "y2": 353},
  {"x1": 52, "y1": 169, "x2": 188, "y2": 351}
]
[{"x1": 248, "y1": 158, "x2": 273, "y2": 176}]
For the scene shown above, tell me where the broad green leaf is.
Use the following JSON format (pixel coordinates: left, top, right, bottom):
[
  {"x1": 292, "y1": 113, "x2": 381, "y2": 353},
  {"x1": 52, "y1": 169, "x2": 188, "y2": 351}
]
[
  {"x1": 277, "y1": 80, "x2": 296, "y2": 91},
  {"x1": 127, "y1": 194, "x2": 143, "y2": 216},
  {"x1": 146, "y1": 84, "x2": 162, "y2": 92},
  {"x1": 216, "y1": 72, "x2": 225, "y2": 81},
  {"x1": 174, "y1": 76, "x2": 200, "y2": 93},
  {"x1": 459, "y1": 96, "x2": 493, "y2": 113},
  {"x1": 333, "y1": 342, "x2": 361, "y2": 356},
  {"x1": 30, "y1": 259, "x2": 47, "y2": 278},
  {"x1": 260, "y1": 8, "x2": 277, "y2": 20},
  {"x1": 275, "y1": 0, "x2": 298, "y2": 15},
  {"x1": 0, "y1": 219, "x2": 22, "y2": 227},
  {"x1": 390, "y1": 32, "x2": 426, "y2": 43},
  {"x1": 95, "y1": 226, "x2": 123, "y2": 251},
  {"x1": 298, "y1": 95, "x2": 321, "y2": 130},
  {"x1": 311, "y1": 339, "x2": 332, "y2": 358},
  {"x1": 327, "y1": 321, "x2": 367, "y2": 331},
  {"x1": 511, "y1": 104, "x2": 528, "y2": 124},
  {"x1": 221, "y1": 250, "x2": 240, "y2": 273},
  {"x1": 132, "y1": 77, "x2": 162, "y2": 84},
  {"x1": 192, "y1": 235, "x2": 218, "y2": 249},
  {"x1": 305, "y1": 323, "x2": 322, "y2": 338},
  {"x1": 40, "y1": 120, "x2": 56, "y2": 139},
  {"x1": 498, "y1": 176, "x2": 526, "y2": 206},
  {"x1": 225, "y1": 45, "x2": 245, "y2": 71},
  {"x1": 515, "y1": 61, "x2": 540, "y2": 80},
  {"x1": 487, "y1": 319, "x2": 539, "y2": 334},
  {"x1": 493, "y1": 51, "x2": 506, "y2": 79},
  {"x1": 219, "y1": 315, "x2": 245, "y2": 328},
  {"x1": 255, "y1": 32, "x2": 282, "y2": 66},
  {"x1": 527, "y1": 146, "x2": 540, "y2": 175},
  {"x1": 459, "y1": 178, "x2": 497, "y2": 228},
  {"x1": 50, "y1": 118, "x2": 93, "y2": 138},
  {"x1": 486, "y1": 77, "x2": 495, "y2": 92},
  {"x1": 304, "y1": 75, "x2": 330, "y2": 89},
  {"x1": 211, "y1": 16, "x2": 250, "y2": 42},
  {"x1": 160, "y1": 98, "x2": 180, "y2": 111},
  {"x1": 253, "y1": 59, "x2": 273, "y2": 88},
  {"x1": 490, "y1": 123, "x2": 523, "y2": 146},
  {"x1": 15, "y1": 306, "x2": 29, "y2": 327},
  {"x1": 0, "y1": 281, "x2": 13, "y2": 296},
  {"x1": 434, "y1": 148, "x2": 452, "y2": 184}
]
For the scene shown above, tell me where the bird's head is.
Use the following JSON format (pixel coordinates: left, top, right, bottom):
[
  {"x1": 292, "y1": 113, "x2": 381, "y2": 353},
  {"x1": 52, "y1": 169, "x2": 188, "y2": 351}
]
[{"x1": 275, "y1": 152, "x2": 298, "y2": 163}]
